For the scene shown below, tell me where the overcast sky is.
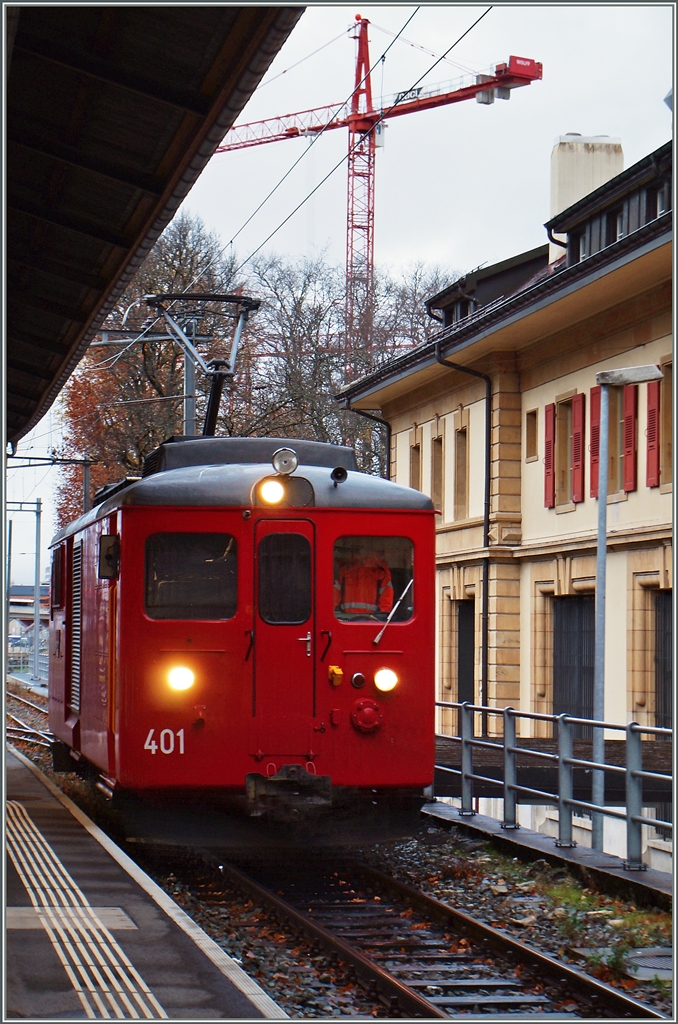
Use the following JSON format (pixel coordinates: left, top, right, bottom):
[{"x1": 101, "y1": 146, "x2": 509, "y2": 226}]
[
  {"x1": 183, "y1": 3, "x2": 673, "y2": 277},
  {"x1": 7, "y1": 3, "x2": 674, "y2": 583}
]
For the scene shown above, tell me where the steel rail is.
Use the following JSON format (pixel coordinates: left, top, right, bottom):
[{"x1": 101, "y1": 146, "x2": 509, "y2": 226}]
[
  {"x1": 6, "y1": 711, "x2": 52, "y2": 743},
  {"x1": 7, "y1": 691, "x2": 50, "y2": 715},
  {"x1": 348, "y1": 860, "x2": 666, "y2": 1020},
  {"x1": 216, "y1": 861, "x2": 448, "y2": 1019}
]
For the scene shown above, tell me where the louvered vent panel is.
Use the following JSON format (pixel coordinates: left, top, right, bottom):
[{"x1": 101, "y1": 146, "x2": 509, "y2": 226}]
[{"x1": 70, "y1": 541, "x2": 83, "y2": 713}]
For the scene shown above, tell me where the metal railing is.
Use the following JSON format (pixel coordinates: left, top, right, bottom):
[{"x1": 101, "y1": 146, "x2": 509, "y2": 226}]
[
  {"x1": 435, "y1": 701, "x2": 672, "y2": 870},
  {"x1": 6, "y1": 646, "x2": 48, "y2": 681}
]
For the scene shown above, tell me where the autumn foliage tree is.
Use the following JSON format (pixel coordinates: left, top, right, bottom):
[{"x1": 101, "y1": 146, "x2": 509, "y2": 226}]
[{"x1": 55, "y1": 212, "x2": 455, "y2": 525}]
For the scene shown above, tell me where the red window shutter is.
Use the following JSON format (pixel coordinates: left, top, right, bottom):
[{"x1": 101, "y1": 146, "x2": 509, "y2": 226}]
[
  {"x1": 571, "y1": 392, "x2": 585, "y2": 502},
  {"x1": 646, "y1": 379, "x2": 660, "y2": 487},
  {"x1": 590, "y1": 386, "x2": 600, "y2": 498},
  {"x1": 623, "y1": 384, "x2": 638, "y2": 492},
  {"x1": 544, "y1": 403, "x2": 555, "y2": 508}
]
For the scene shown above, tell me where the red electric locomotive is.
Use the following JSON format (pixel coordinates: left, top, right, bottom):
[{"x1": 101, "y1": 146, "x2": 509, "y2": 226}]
[{"x1": 48, "y1": 436, "x2": 435, "y2": 821}]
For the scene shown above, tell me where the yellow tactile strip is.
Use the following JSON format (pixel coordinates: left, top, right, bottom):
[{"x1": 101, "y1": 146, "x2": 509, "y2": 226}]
[{"x1": 7, "y1": 800, "x2": 167, "y2": 1020}]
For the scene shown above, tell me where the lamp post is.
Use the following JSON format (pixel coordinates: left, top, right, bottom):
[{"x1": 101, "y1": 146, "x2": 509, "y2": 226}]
[{"x1": 592, "y1": 364, "x2": 663, "y2": 852}]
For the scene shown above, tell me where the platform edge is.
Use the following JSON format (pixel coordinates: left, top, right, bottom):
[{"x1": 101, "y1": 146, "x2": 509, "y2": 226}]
[{"x1": 7, "y1": 746, "x2": 289, "y2": 1019}]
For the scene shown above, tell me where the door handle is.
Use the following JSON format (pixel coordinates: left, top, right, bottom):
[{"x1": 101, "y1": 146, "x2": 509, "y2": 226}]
[{"x1": 296, "y1": 632, "x2": 311, "y2": 657}]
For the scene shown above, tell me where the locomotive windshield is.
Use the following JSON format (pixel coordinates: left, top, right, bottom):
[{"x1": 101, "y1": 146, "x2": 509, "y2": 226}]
[
  {"x1": 333, "y1": 536, "x2": 413, "y2": 622},
  {"x1": 145, "y1": 533, "x2": 237, "y2": 620}
]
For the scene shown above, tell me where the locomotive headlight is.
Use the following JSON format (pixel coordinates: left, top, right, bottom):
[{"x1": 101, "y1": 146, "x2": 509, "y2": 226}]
[
  {"x1": 260, "y1": 479, "x2": 285, "y2": 504},
  {"x1": 168, "y1": 666, "x2": 195, "y2": 691},
  {"x1": 272, "y1": 447, "x2": 298, "y2": 475},
  {"x1": 374, "y1": 668, "x2": 398, "y2": 692}
]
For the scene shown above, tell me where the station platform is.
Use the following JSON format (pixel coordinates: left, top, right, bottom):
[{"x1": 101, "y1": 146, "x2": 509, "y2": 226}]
[
  {"x1": 422, "y1": 800, "x2": 672, "y2": 910},
  {"x1": 6, "y1": 747, "x2": 286, "y2": 1020}
]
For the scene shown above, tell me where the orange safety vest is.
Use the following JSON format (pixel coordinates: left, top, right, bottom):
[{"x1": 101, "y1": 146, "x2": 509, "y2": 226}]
[{"x1": 334, "y1": 557, "x2": 394, "y2": 615}]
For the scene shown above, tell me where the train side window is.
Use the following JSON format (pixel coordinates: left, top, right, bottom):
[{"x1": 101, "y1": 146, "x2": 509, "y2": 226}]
[
  {"x1": 98, "y1": 535, "x2": 120, "y2": 579},
  {"x1": 333, "y1": 536, "x2": 413, "y2": 623},
  {"x1": 50, "y1": 545, "x2": 65, "y2": 611},
  {"x1": 258, "y1": 533, "x2": 311, "y2": 624},
  {"x1": 145, "y1": 533, "x2": 237, "y2": 620}
]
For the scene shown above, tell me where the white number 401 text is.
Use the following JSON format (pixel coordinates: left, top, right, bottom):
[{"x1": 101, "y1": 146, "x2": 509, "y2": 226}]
[{"x1": 144, "y1": 728, "x2": 185, "y2": 755}]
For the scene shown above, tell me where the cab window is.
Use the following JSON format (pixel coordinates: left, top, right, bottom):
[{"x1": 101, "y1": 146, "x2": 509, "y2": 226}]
[
  {"x1": 333, "y1": 536, "x2": 413, "y2": 622},
  {"x1": 145, "y1": 533, "x2": 237, "y2": 620},
  {"x1": 258, "y1": 533, "x2": 311, "y2": 624}
]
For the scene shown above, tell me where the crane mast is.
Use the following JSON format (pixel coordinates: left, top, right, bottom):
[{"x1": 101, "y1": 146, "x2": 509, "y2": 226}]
[
  {"x1": 346, "y1": 16, "x2": 376, "y2": 359},
  {"x1": 216, "y1": 16, "x2": 542, "y2": 361}
]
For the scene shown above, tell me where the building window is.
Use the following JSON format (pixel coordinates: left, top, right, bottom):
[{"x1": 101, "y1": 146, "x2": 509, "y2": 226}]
[
  {"x1": 608, "y1": 386, "x2": 625, "y2": 493},
  {"x1": 431, "y1": 435, "x2": 443, "y2": 512},
  {"x1": 553, "y1": 595, "x2": 594, "y2": 738},
  {"x1": 545, "y1": 394, "x2": 584, "y2": 508},
  {"x1": 410, "y1": 441, "x2": 421, "y2": 490},
  {"x1": 454, "y1": 427, "x2": 468, "y2": 520},
  {"x1": 647, "y1": 362, "x2": 673, "y2": 488},
  {"x1": 578, "y1": 233, "x2": 588, "y2": 261},
  {"x1": 606, "y1": 206, "x2": 625, "y2": 246},
  {"x1": 590, "y1": 384, "x2": 637, "y2": 497},
  {"x1": 661, "y1": 362, "x2": 672, "y2": 486},
  {"x1": 657, "y1": 182, "x2": 670, "y2": 217},
  {"x1": 644, "y1": 184, "x2": 670, "y2": 223},
  {"x1": 555, "y1": 400, "x2": 573, "y2": 505},
  {"x1": 616, "y1": 210, "x2": 625, "y2": 239},
  {"x1": 457, "y1": 600, "x2": 475, "y2": 704},
  {"x1": 525, "y1": 409, "x2": 538, "y2": 461}
]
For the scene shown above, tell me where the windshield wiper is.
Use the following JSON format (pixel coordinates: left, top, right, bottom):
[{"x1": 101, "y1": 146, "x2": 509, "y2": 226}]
[{"x1": 373, "y1": 578, "x2": 414, "y2": 645}]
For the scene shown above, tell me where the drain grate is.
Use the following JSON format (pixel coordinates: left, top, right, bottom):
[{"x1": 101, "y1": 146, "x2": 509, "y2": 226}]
[
  {"x1": 629, "y1": 954, "x2": 671, "y2": 970},
  {"x1": 625, "y1": 947, "x2": 673, "y2": 981}
]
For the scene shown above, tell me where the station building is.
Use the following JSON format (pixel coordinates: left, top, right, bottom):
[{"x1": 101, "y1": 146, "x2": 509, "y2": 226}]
[{"x1": 339, "y1": 138, "x2": 672, "y2": 863}]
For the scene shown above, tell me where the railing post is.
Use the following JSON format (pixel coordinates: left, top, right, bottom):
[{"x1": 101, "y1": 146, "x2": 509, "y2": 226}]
[
  {"x1": 625, "y1": 722, "x2": 646, "y2": 870},
  {"x1": 459, "y1": 701, "x2": 475, "y2": 816},
  {"x1": 502, "y1": 707, "x2": 519, "y2": 829},
  {"x1": 556, "y1": 714, "x2": 576, "y2": 847}
]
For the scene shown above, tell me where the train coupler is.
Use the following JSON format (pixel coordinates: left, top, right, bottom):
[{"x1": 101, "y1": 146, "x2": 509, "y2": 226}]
[{"x1": 245, "y1": 764, "x2": 332, "y2": 819}]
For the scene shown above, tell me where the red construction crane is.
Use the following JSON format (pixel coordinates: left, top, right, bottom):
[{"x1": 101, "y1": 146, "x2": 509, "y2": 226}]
[{"x1": 216, "y1": 16, "x2": 542, "y2": 356}]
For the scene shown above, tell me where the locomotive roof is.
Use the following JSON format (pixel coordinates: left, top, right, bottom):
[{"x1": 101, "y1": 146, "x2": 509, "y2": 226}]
[
  {"x1": 141, "y1": 436, "x2": 358, "y2": 476},
  {"x1": 51, "y1": 438, "x2": 433, "y2": 544}
]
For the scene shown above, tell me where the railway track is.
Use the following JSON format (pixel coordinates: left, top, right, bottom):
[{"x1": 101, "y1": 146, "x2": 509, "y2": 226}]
[
  {"x1": 213, "y1": 854, "x2": 665, "y2": 1020},
  {"x1": 6, "y1": 690, "x2": 52, "y2": 747}
]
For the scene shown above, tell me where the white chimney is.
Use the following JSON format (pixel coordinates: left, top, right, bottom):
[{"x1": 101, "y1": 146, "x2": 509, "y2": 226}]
[{"x1": 549, "y1": 134, "x2": 624, "y2": 262}]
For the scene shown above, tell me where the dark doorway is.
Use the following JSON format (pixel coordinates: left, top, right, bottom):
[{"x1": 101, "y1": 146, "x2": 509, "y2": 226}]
[
  {"x1": 654, "y1": 589, "x2": 672, "y2": 837},
  {"x1": 553, "y1": 595, "x2": 594, "y2": 737},
  {"x1": 457, "y1": 600, "x2": 475, "y2": 705},
  {"x1": 654, "y1": 589, "x2": 672, "y2": 731}
]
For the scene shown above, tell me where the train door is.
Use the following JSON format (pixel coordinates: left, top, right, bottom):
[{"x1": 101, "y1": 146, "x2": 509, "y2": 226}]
[{"x1": 253, "y1": 519, "x2": 315, "y2": 756}]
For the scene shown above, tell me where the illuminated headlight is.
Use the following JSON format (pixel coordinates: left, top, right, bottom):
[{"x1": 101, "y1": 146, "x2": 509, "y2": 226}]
[
  {"x1": 260, "y1": 479, "x2": 285, "y2": 504},
  {"x1": 374, "y1": 668, "x2": 398, "y2": 692},
  {"x1": 168, "y1": 666, "x2": 195, "y2": 691}
]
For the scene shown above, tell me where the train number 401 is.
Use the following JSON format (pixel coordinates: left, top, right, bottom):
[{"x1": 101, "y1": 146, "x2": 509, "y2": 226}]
[{"x1": 144, "y1": 728, "x2": 185, "y2": 754}]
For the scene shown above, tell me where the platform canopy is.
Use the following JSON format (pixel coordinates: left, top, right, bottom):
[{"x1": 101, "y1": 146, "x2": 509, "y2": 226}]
[{"x1": 6, "y1": 6, "x2": 303, "y2": 446}]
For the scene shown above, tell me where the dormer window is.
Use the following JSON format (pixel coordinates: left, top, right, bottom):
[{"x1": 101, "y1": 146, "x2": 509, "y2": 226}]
[
  {"x1": 578, "y1": 234, "x2": 588, "y2": 261},
  {"x1": 455, "y1": 298, "x2": 473, "y2": 322},
  {"x1": 605, "y1": 206, "x2": 625, "y2": 246},
  {"x1": 616, "y1": 211, "x2": 625, "y2": 240},
  {"x1": 657, "y1": 183, "x2": 670, "y2": 216}
]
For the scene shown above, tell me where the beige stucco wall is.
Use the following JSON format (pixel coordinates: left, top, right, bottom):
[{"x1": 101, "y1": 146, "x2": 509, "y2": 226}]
[
  {"x1": 391, "y1": 398, "x2": 485, "y2": 525},
  {"x1": 605, "y1": 550, "x2": 628, "y2": 725}
]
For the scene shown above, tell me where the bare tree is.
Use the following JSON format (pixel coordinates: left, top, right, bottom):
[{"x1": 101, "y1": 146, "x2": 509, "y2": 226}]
[{"x1": 55, "y1": 214, "x2": 457, "y2": 523}]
